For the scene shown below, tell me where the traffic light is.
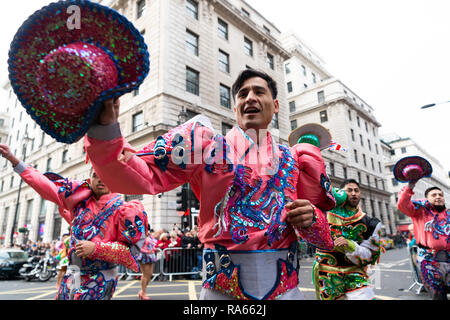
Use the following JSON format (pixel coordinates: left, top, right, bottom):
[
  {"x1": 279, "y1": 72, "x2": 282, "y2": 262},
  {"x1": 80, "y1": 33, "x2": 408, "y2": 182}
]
[{"x1": 176, "y1": 185, "x2": 188, "y2": 212}]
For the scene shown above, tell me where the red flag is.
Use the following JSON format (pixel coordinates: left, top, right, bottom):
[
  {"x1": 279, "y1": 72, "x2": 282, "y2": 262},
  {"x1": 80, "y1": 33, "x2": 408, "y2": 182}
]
[{"x1": 184, "y1": 208, "x2": 190, "y2": 216}]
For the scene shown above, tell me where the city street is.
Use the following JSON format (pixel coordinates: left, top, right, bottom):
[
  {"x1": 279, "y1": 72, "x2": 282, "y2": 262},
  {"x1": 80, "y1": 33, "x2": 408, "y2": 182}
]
[{"x1": 0, "y1": 247, "x2": 433, "y2": 300}]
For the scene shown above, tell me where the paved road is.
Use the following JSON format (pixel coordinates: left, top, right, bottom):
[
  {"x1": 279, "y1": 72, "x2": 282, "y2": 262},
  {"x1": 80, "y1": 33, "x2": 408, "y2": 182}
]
[{"x1": 0, "y1": 247, "x2": 433, "y2": 300}]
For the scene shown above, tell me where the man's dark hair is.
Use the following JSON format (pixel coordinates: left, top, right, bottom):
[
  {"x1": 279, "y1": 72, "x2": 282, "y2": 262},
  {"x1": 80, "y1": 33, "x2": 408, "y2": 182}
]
[
  {"x1": 232, "y1": 69, "x2": 278, "y2": 102},
  {"x1": 425, "y1": 186, "x2": 442, "y2": 198},
  {"x1": 340, "y1": 179, "x2": 360, "y2": 189}
]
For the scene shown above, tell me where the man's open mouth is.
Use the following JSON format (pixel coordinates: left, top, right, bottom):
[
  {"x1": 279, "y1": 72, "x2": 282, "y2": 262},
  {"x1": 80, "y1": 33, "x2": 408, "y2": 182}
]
[{"x1": 244, "y1": 107, "x2": 260, "y2": 114}]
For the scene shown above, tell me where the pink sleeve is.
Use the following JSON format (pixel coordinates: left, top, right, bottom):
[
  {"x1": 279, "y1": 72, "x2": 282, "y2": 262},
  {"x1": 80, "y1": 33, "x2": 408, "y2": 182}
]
[
  {"x1": 294, "y1": 205, "x2": 333, "y2": 250},
  {"x1": 88, "y1": 241, "x2": 140, "y2": 272},
  {"x1": 84, "y1": 122, "x2": 214, "y2": 195},
  {"x1": 19, "y1": 166, "x2": 90, "y2": 213},
  {"x1": 293, "y1": 143, "x2": 336, "y2": 211},
  {"x1": 397, "y1": 186, "x2": 420, "y2": 218},
  {"x1": 115, "y1": 200, "x2": 148, "y2": 245}
]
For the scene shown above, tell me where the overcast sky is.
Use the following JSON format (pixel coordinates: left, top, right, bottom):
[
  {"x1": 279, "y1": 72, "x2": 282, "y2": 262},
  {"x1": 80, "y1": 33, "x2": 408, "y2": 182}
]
[{"x1": 1, "y1": 0, "x2": 449, "y2": 172}]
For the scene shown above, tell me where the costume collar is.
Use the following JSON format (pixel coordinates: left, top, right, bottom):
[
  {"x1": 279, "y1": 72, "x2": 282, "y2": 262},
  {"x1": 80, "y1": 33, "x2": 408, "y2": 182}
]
[
  {"x1": 225, "y1": 126, "x2": 277, "y2": 164},
  {"x1": 328, "y1": 206, "x2": 366, "y2": 224}
]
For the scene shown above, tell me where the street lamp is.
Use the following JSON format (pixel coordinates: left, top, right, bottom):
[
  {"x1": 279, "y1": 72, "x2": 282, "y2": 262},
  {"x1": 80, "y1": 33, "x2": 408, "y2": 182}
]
[
  {"x1": 9, "y1": 133, "x2": 33, "y2": 247},
  {"x1": 177, "y1": 105, "x2": 188, "y2": 125}
]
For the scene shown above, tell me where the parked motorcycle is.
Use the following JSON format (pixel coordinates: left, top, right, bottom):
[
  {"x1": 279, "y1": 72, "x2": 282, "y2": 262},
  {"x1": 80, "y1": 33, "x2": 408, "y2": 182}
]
[
  {"x1": 38, "y1": 255, "x2": 58, "y2": 282},
  {"x1": 19, "y1": 255, "x2": 58, "y2": 282},
  {"x1": 19, "y1": 256, "x2": 41, "y2": 281}
]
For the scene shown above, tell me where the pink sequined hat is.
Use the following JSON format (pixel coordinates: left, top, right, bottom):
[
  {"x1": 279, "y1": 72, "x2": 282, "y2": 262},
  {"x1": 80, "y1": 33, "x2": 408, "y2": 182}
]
[
  {"x1": 8, "y1": 0, "x2": 149, "y2": 143},
  {"x1": 393, "y1": 156, "x2": 433, "y2": 183}
]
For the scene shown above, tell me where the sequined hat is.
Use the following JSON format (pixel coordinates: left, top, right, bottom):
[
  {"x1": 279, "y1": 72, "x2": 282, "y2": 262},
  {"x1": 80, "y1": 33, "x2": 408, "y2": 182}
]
[
  {"x1": 8, "y1": 0, "x2": 149, "y2": 143},
  {"x1": 288, "y1": 123, "x2": 331, "y2": 150},
  {"x1": 393, "y1": 156, "x2": 433, "y2": 183}
]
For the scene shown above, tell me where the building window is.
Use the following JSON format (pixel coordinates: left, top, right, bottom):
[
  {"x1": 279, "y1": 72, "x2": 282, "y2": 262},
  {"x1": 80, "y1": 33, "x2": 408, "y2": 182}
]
[
  {"x1": 137, "y1": 0, "x2": 146, "y2": 19},
  {"x1": 361, "y1": 198, "x2": 367, "y2": 212},
  {"x1": 25, "y1": 199, "x2": 34, "y2": 226},
  {"x1": 312, "y1": 72, "x2": 316, "y2": 83},
  {"x1": 271, "y1": 113, "x2": 279, "y2": 129},
  {"x1": 186, "y1": 0, "x2": 198, "y2": 20},
  {"x1": 363, "y1": 154, "x2": 367, "y2": 167},
  {"x1": 320, "y1": 110, "x2": 328, "y2": 123},
  {"x1": 368, "y1": 139, "x2": 372, "y2": 151},
  {"x1": 354, "y1": 150, "x2": 358, "y2": 163},
  {"x1": 348, "y1": 109, "x2": 352, "y2": 121},
  {"x1": 289, "y1": 101, "x2": 296, "y2": 113},
  {"x1": 40, "y1": 199, "x2": 47, "y2": 217},
  {"x1": 0, "y1": 180, "x2": 3, "y2": 192},
  {"x1": 132, "y1": 111, "x2": 144, "y2": 132},
  {"x1": 357, "y1": 116, "x2": 360, "y2": 127},
  {"x1": 10, "y1": 176, "x2": 14, "y2": 188},
  {"x1": 263, "y1": 25, "x2": 271, "y2": 34},
  {"x1": 219, "y1": 50, "x2": 230, "y2": 73},
  {"x1": 46, "y1": 158, "x2": 52, "y2": 171},
  {"x1": 351, "y1": 129, "x2": 355, "y2": 141},
  {"x1": 343, "y1": 167, "x2": 348, "y2": 179},
  {"x1": 290, "y1": 119, "x2": 297, "y2": 130},
  {"x1": 365, "y1": 121, "x2": 368, "y2": 132},
  {"x1": 186, "y1": 67, "x2": 199, "y2": 95},
  {"x1": 329, "y1": 162, "x2": 335, "y2": 176},
  {"x1": 357, "y1": 171, "x2": 361, "y2": 183},
  {"x1": 267, "y1": 53, "x2": 274, "y2": 70},
  {"x1": 317, "y1": 90, "x2": 325, "y2": 104},
  {"x1": 375, "y1": 144, "x2": 379, "y2": 154},
  {"x1": 222, "y1": 122, "x2": 233, "y2": 136},
  {"x1": 218, "y1": 18, "x2": 228, "y2": 40},
  {"x1": 303, "y1": 83, "x2": 308, "y2": 89},
  {"x1": 285, "y1": 63, "x2": 291, "y2": 74},
  {"x1": 301, "y1": 65, "x2": 306, "y2": 76},
  {"x1": 241, "y1": 8, "x2": 250, "y2": 17},
  {"x1": 62, "y1": 150, "x2": 68, "y2": 164},
  {"x1": 220, "y1": 84, "x2": 231, "y2": 109},
  {"x1": 392, "y1": 177, "x2": 398, "y2": 186},
  {"x1": 401, "y1": 147, "x2": 407, "y2": 154},
  {"x1": 244, "y1": 37, "x2": 253, "y2": 56},
  {"x1": 186, "y1": 29, "x2": 199, "y2": 56},
  {"x1": 287, "y1": 82, "x2": 293, "y2": 93},
  {"x1": 40, "y1": 132, "x2": 45, "y2": 147},
  {"x1": 371, "y1": 157, "x2": 375, "y2": 170},
  {"x1": 360, "y1": 134, "x2": 364, "y2": 146}
]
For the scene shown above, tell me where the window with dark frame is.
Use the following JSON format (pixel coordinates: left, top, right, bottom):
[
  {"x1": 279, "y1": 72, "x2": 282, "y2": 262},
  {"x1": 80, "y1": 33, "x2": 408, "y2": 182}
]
[
  {"x1": 222, "y1": 122, "x2": 233, "y2": 136},
  {"x1": 220, "y1": 84, "x2": 231, "y2": 109},
  {"x1": 186, "y1": 29, "x2": 199, "y2": 56},
  {"x1": 271, "y1": 113, "x2": 278, "y2": 129},
  {"x1": 186, "y1": 67, "x2": 199, "y2": 95},
  {"x1": 244, "y1": 37, "x2": 253, "y2": 56},
  {"x1": 267, "y1": 53, "x2": 274, "y2": 70},
  {"x1": 137, "y1": 0, "x2": 146, "y2": 19},
  {"x1": 318, "y1": 90, "x2": 325, "y2": 104},
  {"x1": 287, "y1": 82, "x2": 293, "y2": 93},
  {"x1": 186, "y1": 0, "x2": 199, "y2": 20},
  {"x1": 289, "y1": 101, "x2": 296, "y2": 113},
  {"x1": 319, "y1": 110, "x2": 328, "y2": 123},
  {"x1": 219, "y1": 50, "x2": 230, "y2": 73},
  {"x1": 218, "y1": 18, "x2": 228, "y2": 40},
  {"x1": 132, "y1": 111, "x2": 144, "y2": 132},
  {"x1": 290, "y1": 119, "x2": 297, "y2": 130}
]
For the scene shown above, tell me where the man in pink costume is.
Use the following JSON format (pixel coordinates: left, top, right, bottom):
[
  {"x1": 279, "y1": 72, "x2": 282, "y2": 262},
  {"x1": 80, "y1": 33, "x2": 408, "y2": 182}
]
[
  {"x1": 397, "y1": 181, "x2": 449, "y2": 300},
  {"x1": 0, "y1": 144, "x2": 148, "y2": 300},
  {"x1": 84, "y1": 69, "x2": 335, "y2": 300}
]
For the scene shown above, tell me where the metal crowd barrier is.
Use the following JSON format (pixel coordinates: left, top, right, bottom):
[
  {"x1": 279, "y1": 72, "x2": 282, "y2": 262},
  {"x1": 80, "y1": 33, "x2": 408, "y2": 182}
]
[
  {"x1": 117, "y1": 247, "x2": 203, "y2": 282},
  {"x1": 407, "y1": 245, "x2": 425, "y2": 294},
  {"x1": 118, "y1": 248, "x2": 163, "y2": 282},
  {"x1": 160, "y1": 247, "x2": 203, "y2": 281}
]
